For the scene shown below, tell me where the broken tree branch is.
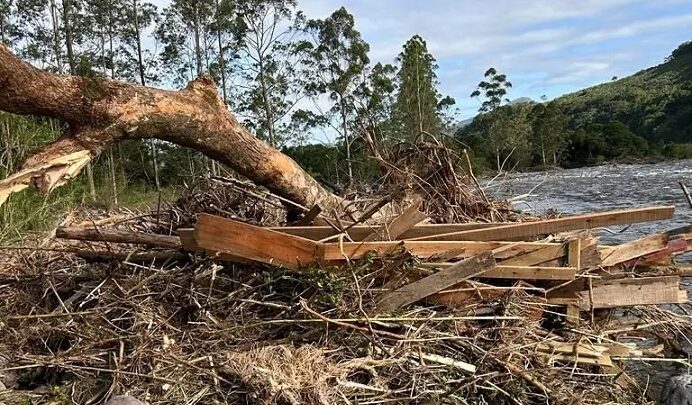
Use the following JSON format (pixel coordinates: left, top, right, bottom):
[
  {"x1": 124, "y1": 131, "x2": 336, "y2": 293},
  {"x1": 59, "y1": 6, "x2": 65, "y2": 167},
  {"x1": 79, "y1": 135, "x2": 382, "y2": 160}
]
[{"x1": 0, "y1": 44, "x2": 345, "y2": 213}]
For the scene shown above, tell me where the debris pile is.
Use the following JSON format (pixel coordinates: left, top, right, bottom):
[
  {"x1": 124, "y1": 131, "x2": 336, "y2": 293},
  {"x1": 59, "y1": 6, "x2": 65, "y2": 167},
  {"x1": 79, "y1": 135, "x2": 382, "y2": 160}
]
[{"x1": 0, "y1": 184, "x2": 691, "y2": 404}]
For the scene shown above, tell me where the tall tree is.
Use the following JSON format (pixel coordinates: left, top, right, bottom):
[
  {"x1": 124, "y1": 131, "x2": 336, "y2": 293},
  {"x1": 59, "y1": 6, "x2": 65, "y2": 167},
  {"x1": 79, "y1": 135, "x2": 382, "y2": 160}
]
[
  {"x1": 470, "y1": 67, "x2": 512, "y2": 113},
  {"x1": 211, "y1": 0, "x2": 235, "y2": 104},
  {"x1": 233, "y1": 0, "x2": 306, "y2": 147},
  {"x1": 394, "y1": 35, "x2": 447, "y2": 140},
  {"x1": 156, "y1": 0, "x2": 215, "y2": 86},
  {"x1": 470, "y1": 67, "x2": 514, "y2": 170},
  {"x1": 354, "y1": 62, "x2": 397, "y2": 160},
  {"x1": 529, "y1": 103, "x2": 568, "y2": 166},
  {"x1": 0, "y1": 0, "x2": 20, "y2": 46},
  {"x1": 118, "y1": 0, "x2": 158, "y2": 85},
  {"x1": 61, "y1": 0, "x2": 77, "y2": 74},
  {"x1": 120, "y1": 0, "x2": 161, "y2": 190},
  {"x1": 59, "y1": 0, "x2": 98, "y2": 200},
  {"x1": 303, "y1": 7, "x2": 370, "y2": 187}
]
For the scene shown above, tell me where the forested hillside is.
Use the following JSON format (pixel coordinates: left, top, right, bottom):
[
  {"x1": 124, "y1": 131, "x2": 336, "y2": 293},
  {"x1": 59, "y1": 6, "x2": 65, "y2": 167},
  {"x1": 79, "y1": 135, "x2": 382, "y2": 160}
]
[
  {"x1": 555, "y1": 40, "x2": 692, "y2": 144},
  {"x1": 457, "y1": 41, "x2": 692, "y2": 170}
]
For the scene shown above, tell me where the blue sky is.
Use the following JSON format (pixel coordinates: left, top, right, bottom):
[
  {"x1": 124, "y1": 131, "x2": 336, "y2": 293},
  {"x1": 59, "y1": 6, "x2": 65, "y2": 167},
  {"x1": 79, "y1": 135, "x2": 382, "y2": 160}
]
[{"x1": 151, "y1": 0, "x2": 692, "y2": 123}]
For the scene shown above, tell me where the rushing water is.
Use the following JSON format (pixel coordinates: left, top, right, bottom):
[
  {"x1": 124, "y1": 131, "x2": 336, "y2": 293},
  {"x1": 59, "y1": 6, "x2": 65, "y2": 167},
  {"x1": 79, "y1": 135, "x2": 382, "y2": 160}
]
[
  {"x1": 489, "y1": 159, "x2": 692, "y2": 260},
  {"x1": 488, "y1": 159, "x2": 692, "y2": 399}
]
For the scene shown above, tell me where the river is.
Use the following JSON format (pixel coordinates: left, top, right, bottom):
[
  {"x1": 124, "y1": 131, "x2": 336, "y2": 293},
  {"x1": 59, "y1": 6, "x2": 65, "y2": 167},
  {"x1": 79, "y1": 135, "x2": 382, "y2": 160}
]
[{"x1": 489, "y1": 158, "x2": 692, "y2": 260}]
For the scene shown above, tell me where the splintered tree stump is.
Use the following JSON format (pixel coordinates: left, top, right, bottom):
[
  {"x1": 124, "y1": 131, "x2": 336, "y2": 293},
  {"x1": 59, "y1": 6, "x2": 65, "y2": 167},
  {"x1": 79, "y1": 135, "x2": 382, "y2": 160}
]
[{"x1": 0, "y1": 44, "x2": 345, "y2": 213}]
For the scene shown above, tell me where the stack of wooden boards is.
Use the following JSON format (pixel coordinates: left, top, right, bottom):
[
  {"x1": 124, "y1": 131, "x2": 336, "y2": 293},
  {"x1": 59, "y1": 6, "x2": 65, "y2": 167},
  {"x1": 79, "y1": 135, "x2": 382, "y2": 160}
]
[
  {"x1": 55, "y1": 205, "x2": 691, "y2": 315},
  {"x1": 173, "y1": 205, "x2": 691, "y2": 315}
]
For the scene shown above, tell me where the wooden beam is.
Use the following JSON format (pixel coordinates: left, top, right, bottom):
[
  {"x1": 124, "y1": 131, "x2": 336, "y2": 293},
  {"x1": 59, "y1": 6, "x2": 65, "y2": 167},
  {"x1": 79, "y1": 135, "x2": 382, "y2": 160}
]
[
  {"x1": 322, "y1": 241, "x2": 563, "y2": 262},
  {"x1": 410, "y1": 206, "x2": 675, "y2": 241},
  {"x1": 193, "y1": 214, "x2": 323, "y2": 270},
  {"x1": 177, "y1": 228, "x2": 200, "y2": 252},
  {"x1": 601, "y1": 225, "x2": 692, "y2": 267},
  {"x1": 499, "y1": 245, "x2": 567, "y2": 266},
  {"x1": 377, "y1": 252, "x2": 496, "y2": 312},
  {"x1": 271, "y1": 222, "x2": 495, "y2": 241},
  {"x1": 420, "y1": 263, "x2": 575, "y2": 280},
  {"x1": 362, "y1": 199, "x2": 428, "y2": 241},
  {"x1": 548, "y1": 276, "x2": 687, "y2": 310}
]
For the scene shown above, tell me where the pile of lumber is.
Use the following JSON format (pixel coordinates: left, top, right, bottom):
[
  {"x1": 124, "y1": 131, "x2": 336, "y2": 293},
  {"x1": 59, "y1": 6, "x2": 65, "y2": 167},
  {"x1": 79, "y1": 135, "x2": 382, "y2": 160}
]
[
  {"x1": 55, "y1": 204, "x2": 692, "y2": 319},
  {"x1": 166, "y1": 205, "x2": 690, "y2": 314}
]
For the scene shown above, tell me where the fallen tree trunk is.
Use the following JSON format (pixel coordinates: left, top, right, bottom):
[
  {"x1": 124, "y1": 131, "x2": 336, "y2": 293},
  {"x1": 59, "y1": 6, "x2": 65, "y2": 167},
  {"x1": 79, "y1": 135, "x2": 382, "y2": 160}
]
[{"x1": 0, "y1": 44, "x2": 344, "y2": 212}]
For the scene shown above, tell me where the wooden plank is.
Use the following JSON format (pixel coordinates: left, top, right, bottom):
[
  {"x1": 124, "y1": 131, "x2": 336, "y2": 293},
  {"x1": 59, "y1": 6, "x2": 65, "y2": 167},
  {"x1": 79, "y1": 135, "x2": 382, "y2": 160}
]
[
  {"x1": 428, "y1": 280, "x2": 509, "y2": 304},
  {"x1": 377, "y1": 252, "x2": 495, "y2": 312},
  {"x1": 539, "y1": 352, "x2": 613, "y2": 367},
  {"x1": 410, "y1": 206, "x2": 675, "y2": 241},
  {"x1": 271, "y1": 222, "x2": 496, "y2": 241},
  {"x1": 322, "y1": 241, "x2": 562, "y2": 262},
  {"x1": 601, "y1": 225, "x2": 692, "y2": 267},
  {"x1": 567, "y1": 239, "x2": 582, "y2": 270},
  {"x1": 293, "y1": 205, "x2": 322, "y2": 226},
  {"x1": 362, "y1": 200, "x2": 428, "y2": 242},
  {"x1": 420, "y1": 263, "x2": 575, "y2": 280},
  {"x1": 549, "y1": 276, "x2": 687, "y2": 310},
  {"x1": 499, "y1": 245, "x2": 567, "y2": 266},
  {"x1": 193, "y1": 214, "x2": 323, "y2": 270},
  {"x1": 177, "y1": 228, "x2": 201, "y2": 252},
  {"x1": 537, "y1": 341, "x2": 610, "y2": 358}
]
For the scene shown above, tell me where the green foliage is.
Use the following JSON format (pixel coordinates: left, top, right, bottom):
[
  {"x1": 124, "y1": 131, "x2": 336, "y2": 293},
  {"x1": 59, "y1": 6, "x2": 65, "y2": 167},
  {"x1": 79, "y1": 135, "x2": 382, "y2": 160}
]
[
  {"x1": 529, "y1": 102, "x2": 569, "y2": 166},
  {"x1": 669, "y1": 40, "x2": 692, "y2": 61},
  {"x1": 661, "y1": 143, "x2": 692, "y2": 159},
  {"x1": 393, "y1": 35, "x2": 449, "y2": 140},
  {"x1": 459, "y1": 103, "x2": 533, "y2": 170},
  {"x1": 233, "y1": 0, "x2": 308, "y2": 147},
  {"x1": 564, "y1": 121, "x2": 649, "y2": 166},
  {"x1": 302, "y1": 7, "x2": 370, "y2": 186},
  {"x1": 470, "y1": 67, "x2": 512, "y2": 113},
  {"x1": 354, "y1": 62, "x2": 397, "y2": 145}
]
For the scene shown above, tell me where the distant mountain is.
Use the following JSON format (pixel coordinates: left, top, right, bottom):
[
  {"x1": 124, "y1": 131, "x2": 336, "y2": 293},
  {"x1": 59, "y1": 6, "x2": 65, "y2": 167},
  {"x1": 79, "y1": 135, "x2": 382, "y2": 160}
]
[
  {"x1": 508, "y1": 97, "x2": 534, "y2": 106},
  {"x1": 554, "y1": 41, "x2": 692, "y2": 143}
]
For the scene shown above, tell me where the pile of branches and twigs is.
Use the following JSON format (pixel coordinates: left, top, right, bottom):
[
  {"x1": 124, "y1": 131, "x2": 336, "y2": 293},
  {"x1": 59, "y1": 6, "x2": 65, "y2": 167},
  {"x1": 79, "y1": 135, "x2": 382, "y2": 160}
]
[
  {"x1": 1, "y1": 141, "x2": 690, "y2": 405},
  {"x1": 0, "y1": 236, "x2": 669, "y2": 405}
]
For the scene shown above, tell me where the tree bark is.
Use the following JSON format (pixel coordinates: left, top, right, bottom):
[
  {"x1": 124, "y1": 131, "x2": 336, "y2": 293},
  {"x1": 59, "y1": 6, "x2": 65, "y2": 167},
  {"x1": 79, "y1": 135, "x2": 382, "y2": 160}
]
[{"x1": 0, "y1": 44, "x2": 346, "y2": 213}]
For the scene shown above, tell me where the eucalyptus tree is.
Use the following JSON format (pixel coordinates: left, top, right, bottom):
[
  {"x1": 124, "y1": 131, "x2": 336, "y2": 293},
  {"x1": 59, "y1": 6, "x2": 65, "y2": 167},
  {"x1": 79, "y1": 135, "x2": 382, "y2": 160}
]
[
  {"x1": 232, "y1": 0, "x2": 307, "y2": 147},
  {"x1": 394, "y1": 35, "x2": 445, "y2": 140},
  {"x1": 0, "y1": 0, "x2": 20, "y2": 46},
  {"x1": 529, "y1": 102, "x2": 568, "y2": 166},
  {"x1": 156, "y1": 0, "x2": 216, "y2": 86},
  {"x1": 470, "y1": 67, "x2": 516, "y2": 170},
  {"x1": 354, "y1": 62, "x2": 397, "y2": 156},
  {"x1": 117, "y1": 0, "x2": 159, "y2": 85},
  {"x1": 470, "y1": 67, "x2": 512, "y2": 113},
  {"x1": 13, "y1": 0, "x2": 61, "y2": 70},
  {"x1": 303, "y1": 7, "x2": 370, "y2": 186}
]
